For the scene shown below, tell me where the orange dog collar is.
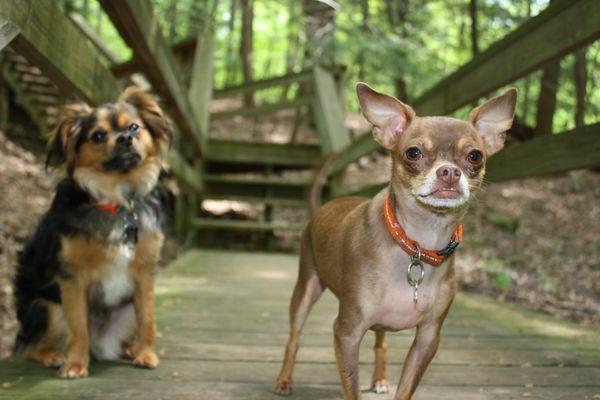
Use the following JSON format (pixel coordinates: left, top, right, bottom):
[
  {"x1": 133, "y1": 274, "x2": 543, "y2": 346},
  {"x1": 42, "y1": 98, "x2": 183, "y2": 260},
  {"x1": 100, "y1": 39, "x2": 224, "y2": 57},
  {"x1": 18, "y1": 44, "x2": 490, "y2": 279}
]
[{"x1": 383, "y1": 193, "x2": 462, "y2": 266}]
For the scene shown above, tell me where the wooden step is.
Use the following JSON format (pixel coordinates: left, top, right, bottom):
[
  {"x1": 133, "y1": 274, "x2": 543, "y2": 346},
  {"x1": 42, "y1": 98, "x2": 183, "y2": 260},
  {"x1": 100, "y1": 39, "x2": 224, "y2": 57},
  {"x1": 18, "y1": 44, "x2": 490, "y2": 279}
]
[
  {"x1": 205, "y1": 139, "x2": 321, "y2": 167},
  {"x1": 204, "y1": 173, "x2": 312, "y2": 187},
  {"x1": 192, "y1": 218, "x2": 305, "y2": 232},
  {"x1": 202, "y1": 194, "x2": 307, "y2": 208}
]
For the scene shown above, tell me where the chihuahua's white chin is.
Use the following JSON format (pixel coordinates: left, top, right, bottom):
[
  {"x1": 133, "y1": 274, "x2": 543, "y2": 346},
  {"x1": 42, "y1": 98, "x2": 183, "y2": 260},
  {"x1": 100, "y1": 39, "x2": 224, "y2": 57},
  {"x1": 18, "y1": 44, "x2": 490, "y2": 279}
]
[{"x1": 415, "y1": 194, "x2": 469, "y2": 209}]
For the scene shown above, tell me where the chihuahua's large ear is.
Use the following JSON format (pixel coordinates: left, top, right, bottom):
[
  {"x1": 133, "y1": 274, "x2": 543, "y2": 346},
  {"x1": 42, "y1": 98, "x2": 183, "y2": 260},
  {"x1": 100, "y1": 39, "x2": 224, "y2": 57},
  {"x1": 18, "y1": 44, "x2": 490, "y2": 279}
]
[
  {"x1": 119, "y1": 86, "x2": 173, "y2": 154},
  {"x1": 356, "y1": 82, "x2": 415, "y2": 150},
  {"x1": 469, "y1": 88, "x2": 517, "y2": 155},
  {"x1": 46, "y1": 103, "x2": 92, "y2": 169}
]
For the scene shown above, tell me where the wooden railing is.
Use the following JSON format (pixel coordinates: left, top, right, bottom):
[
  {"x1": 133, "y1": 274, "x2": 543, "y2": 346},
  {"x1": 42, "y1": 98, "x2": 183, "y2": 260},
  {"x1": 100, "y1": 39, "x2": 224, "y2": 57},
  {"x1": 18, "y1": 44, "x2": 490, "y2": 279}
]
[{"x1": 326, "y1": 0, "x2": 600, "y2": 198}]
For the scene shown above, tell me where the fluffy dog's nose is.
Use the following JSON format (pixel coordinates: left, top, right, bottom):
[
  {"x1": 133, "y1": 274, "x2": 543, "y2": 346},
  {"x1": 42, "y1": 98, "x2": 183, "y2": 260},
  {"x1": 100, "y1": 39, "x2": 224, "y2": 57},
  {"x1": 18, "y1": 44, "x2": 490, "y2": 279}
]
[
  {"x1": 116, "y1": 133, "x2": 133, "y2": 147},
  {"x1": 436, "y1": 165, "x2": 461, "y2": 185}
]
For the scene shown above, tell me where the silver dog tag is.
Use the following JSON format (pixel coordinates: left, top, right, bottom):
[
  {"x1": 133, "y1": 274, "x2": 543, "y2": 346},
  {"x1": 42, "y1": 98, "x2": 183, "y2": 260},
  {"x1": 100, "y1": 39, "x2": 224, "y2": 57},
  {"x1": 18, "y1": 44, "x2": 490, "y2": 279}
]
[{"x1": 407, "y1": 258, "x2": 425, "y2": 305}]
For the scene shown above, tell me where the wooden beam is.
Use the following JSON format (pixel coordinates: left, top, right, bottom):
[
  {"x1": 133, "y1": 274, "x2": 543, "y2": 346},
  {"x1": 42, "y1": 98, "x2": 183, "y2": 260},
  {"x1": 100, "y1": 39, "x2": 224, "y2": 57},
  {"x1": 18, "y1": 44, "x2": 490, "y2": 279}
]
[
  {"x1": 0, "y1": 0, "x2": 120, "y2": 104},
  {"x1": 168, "y1": 150, "x2": 203, "y2": 192},
  {"x1": 100, "y1": 0, "x2": 204, "y2": 152},
  {"x1": 214, "y1": 70, "x2": 314, "y2": 98},
  {"x1": 327, "y1": 0, "x2": 600, "y2": 179},
  {"x1": 205, "y1": 139, "x2": 321, "y2": 167},
  {"x1": 486, "y1": 123, "x2": 600, "y2": 181},
  {"x1": 68, "y1": 12, "x2": 120, "y2": 64},
  {"x1": 189, "y1": 31, "x2": 215, "y2": 140},
  {"x1": 211, "y1": 97, "x2": 312, "y2": 120},
  {"x1": 0, "y1": 16, "x2": 19, "y2": 51},
  {"x1": 312, "y1": 66, "x2": 350, "y2": 153}
]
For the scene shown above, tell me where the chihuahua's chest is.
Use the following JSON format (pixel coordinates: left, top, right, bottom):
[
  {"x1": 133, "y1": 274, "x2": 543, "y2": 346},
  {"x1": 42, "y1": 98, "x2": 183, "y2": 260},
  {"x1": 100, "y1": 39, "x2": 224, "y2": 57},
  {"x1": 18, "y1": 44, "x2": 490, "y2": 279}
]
[
  {"x1": 370, "y1": 258, "x2": 452, "y2": 331},
  {"x1": 89, "y1": 243, "x2": 135, "y2": 309}
]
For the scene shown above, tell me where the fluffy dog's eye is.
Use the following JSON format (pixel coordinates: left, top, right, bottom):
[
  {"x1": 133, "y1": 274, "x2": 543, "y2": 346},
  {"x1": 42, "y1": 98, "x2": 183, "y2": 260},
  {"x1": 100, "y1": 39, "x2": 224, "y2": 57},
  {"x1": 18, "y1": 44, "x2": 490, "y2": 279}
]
[
  {"x1": 467, "y1": 150, "x2": 483, "y2": 164},
  {"x1": 128, "y1": 123, "x2": 139, "y2": 132},
  {"x1": 90, "y1": 131, "x2": 107, "y2": 143},
  {"x1": 405, "y1": 147, "x2": 422, "y2": 161}
]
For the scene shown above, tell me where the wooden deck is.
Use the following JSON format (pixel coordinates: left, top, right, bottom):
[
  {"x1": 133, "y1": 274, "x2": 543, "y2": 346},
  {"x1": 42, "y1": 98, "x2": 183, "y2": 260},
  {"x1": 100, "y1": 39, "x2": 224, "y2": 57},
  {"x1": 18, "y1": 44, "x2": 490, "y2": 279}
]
[{"x1": 1, "y1": 249, "x2": 599, "y2": 399}]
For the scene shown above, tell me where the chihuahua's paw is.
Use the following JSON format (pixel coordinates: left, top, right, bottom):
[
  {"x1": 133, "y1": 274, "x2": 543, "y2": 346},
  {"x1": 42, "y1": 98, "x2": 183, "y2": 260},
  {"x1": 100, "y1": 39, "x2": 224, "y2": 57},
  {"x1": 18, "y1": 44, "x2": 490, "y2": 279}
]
[
  {"x1": 370, "y1": 379, "x2": 389, "y2": 394},
  {"x1": 58, "y1": 362, "x2": 88, "y2": 379},
  {"x1": 132, "y1": 349, "x2": 159, "y2": 369},
  {"x1": 273, "y1": 379, "x2": 293, "y2": 396},
  {"x1": 38, "y1": 349, "x2": 65, "y2": 368}
]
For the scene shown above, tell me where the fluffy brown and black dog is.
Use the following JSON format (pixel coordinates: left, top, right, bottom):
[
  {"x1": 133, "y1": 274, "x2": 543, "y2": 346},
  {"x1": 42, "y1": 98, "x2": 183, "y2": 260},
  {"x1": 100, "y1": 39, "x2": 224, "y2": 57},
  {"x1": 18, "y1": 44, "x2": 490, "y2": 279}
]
[{"x1": 14, "y1": 87, "x2": 172, "y2": 378}]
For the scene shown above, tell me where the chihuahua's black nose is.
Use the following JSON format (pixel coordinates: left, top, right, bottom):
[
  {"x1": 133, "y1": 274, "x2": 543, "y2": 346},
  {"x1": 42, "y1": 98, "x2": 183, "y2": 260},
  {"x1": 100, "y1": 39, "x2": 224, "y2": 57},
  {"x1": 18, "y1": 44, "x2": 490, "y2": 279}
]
[
  {"x1": 116, "y1": 133, "x2": 133, "y2": 147},
  {"x1": 436, "y1": 165, "x2": 461, "y2": 185}
]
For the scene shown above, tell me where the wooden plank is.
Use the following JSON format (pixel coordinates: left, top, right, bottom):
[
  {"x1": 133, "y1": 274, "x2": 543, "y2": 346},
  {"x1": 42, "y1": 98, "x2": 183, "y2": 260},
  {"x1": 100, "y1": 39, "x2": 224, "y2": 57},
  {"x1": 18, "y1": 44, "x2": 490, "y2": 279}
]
[
  {"x1": 202, "y1": 194, "x2": 307, "y2": 207},
  {"x1": 0, "y1": 0, "x2": 120, "y2": 104},
  {"x1": 205, "y1": 139, "x2": 321, "y2": 167},
  {"x1": 168, "y1": 150, "x2": 203, "y2": 192},
  {"x1": 203, "y1": 182, "x2": 307, "y2": 201},
  {"x1": 99, "y1": 0, "x2": 204, "y2": 152},
  {"x1": 312, "y1": 66, "x2": 350, "y2": 152},
  {"x1": 214, "y1": 69, "x2": 313, "y2": 98},
  {"x1": 68, "y1": 12, "x2": 120, "y2": 64},
  {"x1": 486, "y1": 123, "x2": 600, "y2": 181},
  {"x1": 328, "y1": 0, "x2": 600, "y2": 178},
  {"x1": 204, "y1": 173, "x2": 311, "y2": 187},
  {"x1": 0, "y1": 16, "x2": 19, "y2": 51},
  {"x1": 188, "y1": 30, "x2": 214, "y2": 141},
  {"x1": 192, "y1": 218, "x2": 304, "y2": 232},
  {"x1": 211, "y1": 97, "x2": 313, "y2": 120}
]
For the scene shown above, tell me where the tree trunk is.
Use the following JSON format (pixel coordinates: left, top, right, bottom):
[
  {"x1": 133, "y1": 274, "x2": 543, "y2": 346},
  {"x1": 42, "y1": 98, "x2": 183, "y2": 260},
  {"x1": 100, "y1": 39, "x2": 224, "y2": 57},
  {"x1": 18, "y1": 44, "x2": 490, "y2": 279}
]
[
  {"x1": 535, "y1": 0, "x2": 561, "y2": 135},
  {"x1": 520, "y1": 0, "x2": 533, "y2": 123},
  {"x1": 574, "y1": 48, "x2": 587, "y2": 128},
  {"x1": 225, "y1": 0, "x2": 238, "y2": 86},
  {"x1": 535, "y1": 60, "x2": 560, "y2": 135},
  {"x1": 469, "y1": 0, "x2": 479, "y2": 56},
  {"x1": 358, "y1": 0, "x2": 370, "y2": 82},
  {"x1": 281, "y1": 0, "x2": 301, "y2": 99},
  {"x1": 240, "y1": 0, "x2": 254, "y2": 107},
  {"x1": 166, "y1": 1, "x2": 178, "y2": 42}
]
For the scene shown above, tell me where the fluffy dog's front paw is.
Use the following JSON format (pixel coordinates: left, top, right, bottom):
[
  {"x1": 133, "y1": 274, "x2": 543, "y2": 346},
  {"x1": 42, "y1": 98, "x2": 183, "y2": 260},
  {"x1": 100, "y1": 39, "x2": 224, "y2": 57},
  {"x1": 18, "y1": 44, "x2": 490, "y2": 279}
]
[
  {"x1": 37, "y1": 348, "x2": 65, "y2": 368},
  {"x1": 121, "y1": 340, "x2": 136, "y2": 359},
  {"x1": 370, "y1": 379, "x2": 389, "y2": 394},
  {"x1": 59, "y1": 362, "x2": 88, "y2": 379},
  {"x1": 273, "y1": 379, "x2": 293, "y2": 396},
  {"x1": 132, "y1": 348, "x2": 159, "y2": 369}
]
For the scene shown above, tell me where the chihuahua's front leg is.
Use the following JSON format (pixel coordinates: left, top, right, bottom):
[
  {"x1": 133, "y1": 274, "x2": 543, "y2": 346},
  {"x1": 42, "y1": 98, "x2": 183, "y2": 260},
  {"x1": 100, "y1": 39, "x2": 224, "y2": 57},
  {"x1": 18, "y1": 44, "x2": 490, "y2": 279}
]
[
  {"x1": 394, "y1": 322, "x2": 442, "y2": 400},
  {"x1": 58, "y1": 279, "x2": 90, "y2": 379},
  {"x1": 333, "y1": 307, "x2": 369, "y2": 400}
]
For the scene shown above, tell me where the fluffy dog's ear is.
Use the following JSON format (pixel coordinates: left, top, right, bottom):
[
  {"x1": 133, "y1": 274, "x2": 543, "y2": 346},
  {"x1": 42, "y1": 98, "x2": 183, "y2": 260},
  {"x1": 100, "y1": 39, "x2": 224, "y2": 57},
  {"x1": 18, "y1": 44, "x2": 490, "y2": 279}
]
[
  {"x1": 46, "y1": 103, "x2": 92, "y2": 169},
  {"x1": 119, "y1": 87, "x2": 173, "y2": 156},
  {"x1": 469, "y1": 88, "x2": 517, "y2": 156},
  {"x1": 356, "y1": 82, "x2": 415, "y2": 150}
]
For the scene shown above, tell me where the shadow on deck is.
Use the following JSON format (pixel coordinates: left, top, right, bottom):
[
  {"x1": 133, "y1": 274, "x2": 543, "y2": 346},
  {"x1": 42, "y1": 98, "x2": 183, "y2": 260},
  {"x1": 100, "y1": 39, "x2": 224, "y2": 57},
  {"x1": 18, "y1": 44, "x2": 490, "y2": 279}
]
[{"x1": 1, "y1": 250, "x2": 599, "y2": 399}]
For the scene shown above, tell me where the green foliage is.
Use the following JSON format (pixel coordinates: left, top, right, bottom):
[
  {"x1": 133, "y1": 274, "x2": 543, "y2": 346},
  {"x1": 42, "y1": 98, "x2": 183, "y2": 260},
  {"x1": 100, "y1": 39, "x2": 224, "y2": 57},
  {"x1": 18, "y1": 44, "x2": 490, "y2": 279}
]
[{"x1": 63, "y1": 0, "x2": 598, "y2": 132}]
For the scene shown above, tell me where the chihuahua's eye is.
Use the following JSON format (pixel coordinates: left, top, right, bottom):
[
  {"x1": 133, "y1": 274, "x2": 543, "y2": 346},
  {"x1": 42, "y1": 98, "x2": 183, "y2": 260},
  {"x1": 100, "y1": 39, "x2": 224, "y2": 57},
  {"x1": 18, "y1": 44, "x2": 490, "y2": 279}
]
[
  {"x1": 128, "y1": 123, "x2": 140, "y2": 132},
  {"x1": 467, "y1": 150, "x2": 483, "y2": 164},
  {"x1": 405, "y1": 147, "x2": 422, "y2": 161},
  {"x1": 90, "y1": 131, "x2": 107, "y2": 143}
]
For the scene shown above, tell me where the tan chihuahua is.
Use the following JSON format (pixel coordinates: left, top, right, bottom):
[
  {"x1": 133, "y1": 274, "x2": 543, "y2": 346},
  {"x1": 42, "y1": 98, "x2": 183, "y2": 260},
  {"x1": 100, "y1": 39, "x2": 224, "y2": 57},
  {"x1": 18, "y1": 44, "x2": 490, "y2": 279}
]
[{"x1": 274, "y1": 83, "x2": 516, "y2": 399}]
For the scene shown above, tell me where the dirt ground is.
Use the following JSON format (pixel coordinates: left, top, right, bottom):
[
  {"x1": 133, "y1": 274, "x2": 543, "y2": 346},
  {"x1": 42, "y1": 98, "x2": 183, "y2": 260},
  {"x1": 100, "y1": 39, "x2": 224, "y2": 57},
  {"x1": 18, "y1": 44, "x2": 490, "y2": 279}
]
[{"x1": 0, "y1": 124, "x2": 598, "y2": 360}]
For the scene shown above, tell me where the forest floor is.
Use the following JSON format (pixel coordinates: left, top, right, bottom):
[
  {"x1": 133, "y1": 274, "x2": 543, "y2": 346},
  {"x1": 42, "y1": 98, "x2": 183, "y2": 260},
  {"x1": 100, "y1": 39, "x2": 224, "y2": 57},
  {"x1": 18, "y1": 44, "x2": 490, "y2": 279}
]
[{"x1": 1, "y1": 110, "x2": 598, "y2": 359}]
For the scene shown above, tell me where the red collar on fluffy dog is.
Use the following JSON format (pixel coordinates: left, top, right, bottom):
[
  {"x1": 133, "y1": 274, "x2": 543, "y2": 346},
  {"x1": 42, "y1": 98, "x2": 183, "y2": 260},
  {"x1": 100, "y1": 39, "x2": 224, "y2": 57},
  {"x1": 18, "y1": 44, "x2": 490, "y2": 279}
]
[
  {"x1": 89, "y1": 197, "x2": 121, "y2": 214},
  {"x1": 383, "y1": 193, "x2": 462, "y2": 266}
]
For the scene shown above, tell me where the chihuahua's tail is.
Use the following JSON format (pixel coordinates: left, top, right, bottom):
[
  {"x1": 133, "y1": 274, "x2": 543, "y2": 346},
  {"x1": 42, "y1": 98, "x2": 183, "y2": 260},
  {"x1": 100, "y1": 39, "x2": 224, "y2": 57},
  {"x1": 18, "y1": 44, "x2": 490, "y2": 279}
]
[{"x1": 308, "y1": 150, "x2": 342, "y2": 215}]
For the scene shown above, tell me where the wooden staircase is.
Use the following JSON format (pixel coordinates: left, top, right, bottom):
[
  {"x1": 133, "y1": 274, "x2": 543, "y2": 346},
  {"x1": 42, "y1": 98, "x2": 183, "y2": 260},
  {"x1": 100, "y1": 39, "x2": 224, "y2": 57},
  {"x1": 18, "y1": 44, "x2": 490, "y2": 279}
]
[
  {"x1": 1, "y1": 49, "x2": 65, "y2": 133},
  {"x1": 183, "y1": 67, "x2": 350, "y2": 249}
]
